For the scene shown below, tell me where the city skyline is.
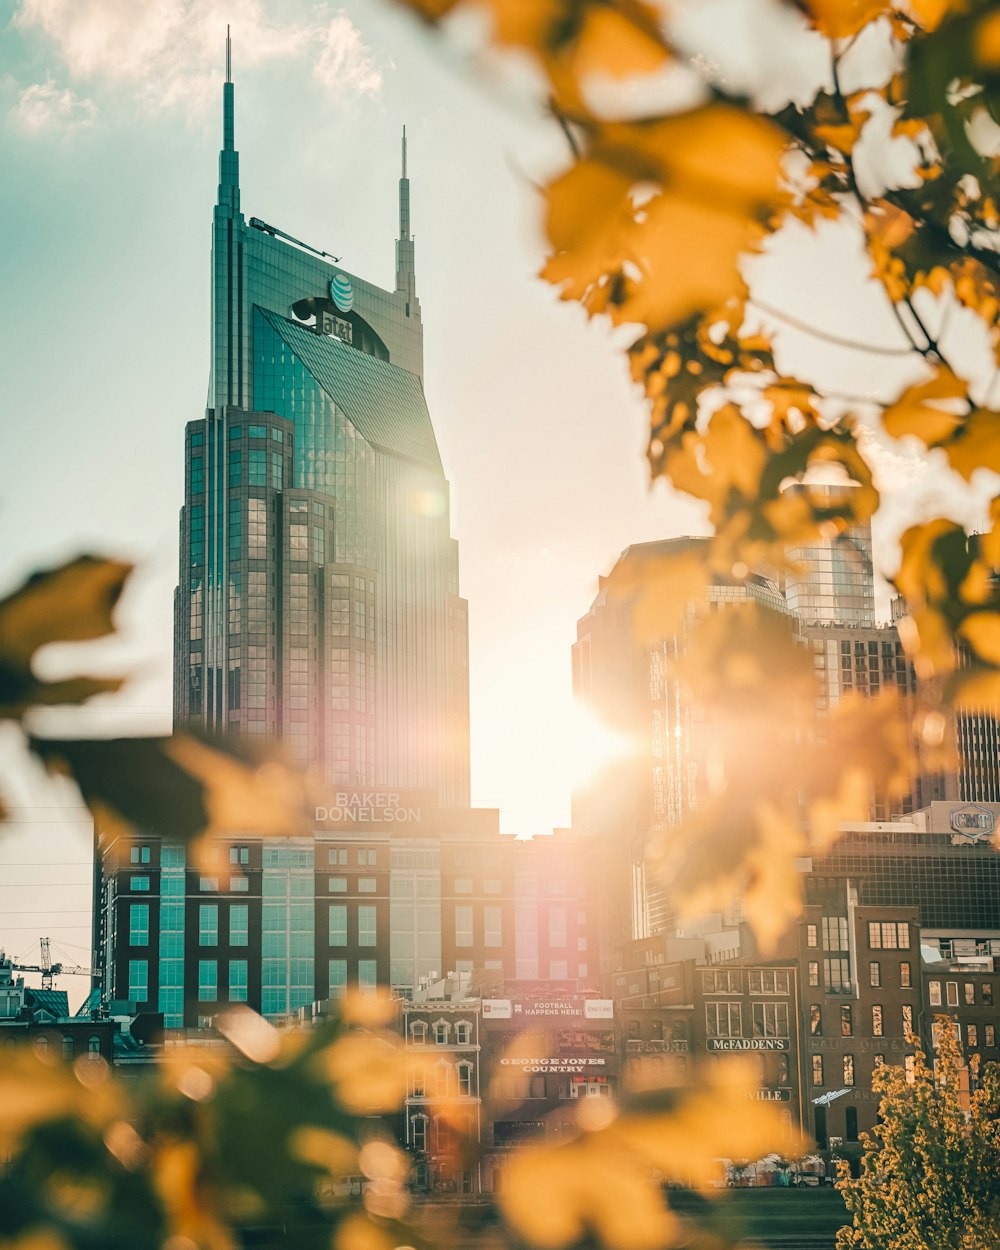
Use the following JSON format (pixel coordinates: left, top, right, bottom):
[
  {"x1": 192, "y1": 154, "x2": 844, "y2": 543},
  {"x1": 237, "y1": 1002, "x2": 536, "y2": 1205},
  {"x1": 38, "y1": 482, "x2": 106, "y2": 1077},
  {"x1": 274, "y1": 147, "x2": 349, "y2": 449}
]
[{"x1": 1, "y1": 0, "x2": 994, "y2": 997}]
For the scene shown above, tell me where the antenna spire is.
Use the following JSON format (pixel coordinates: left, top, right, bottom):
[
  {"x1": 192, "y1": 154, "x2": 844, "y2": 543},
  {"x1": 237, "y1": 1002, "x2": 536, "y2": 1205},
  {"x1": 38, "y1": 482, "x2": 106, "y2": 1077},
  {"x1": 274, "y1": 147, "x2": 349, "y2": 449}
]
[
  {"x1": 395, "y1": 124, "x2": 416, "y2": 302},
  {"x1": 226, "y1": 24, "x2": 232, "y2": 83}
]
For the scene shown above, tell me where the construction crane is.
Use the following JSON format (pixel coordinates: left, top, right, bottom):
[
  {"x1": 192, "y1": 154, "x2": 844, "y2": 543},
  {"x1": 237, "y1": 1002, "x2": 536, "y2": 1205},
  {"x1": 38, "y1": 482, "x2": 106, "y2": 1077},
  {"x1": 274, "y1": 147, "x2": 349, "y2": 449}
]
[{"x1": 12, "y1": 938, "x2": 95, "y2": 991}]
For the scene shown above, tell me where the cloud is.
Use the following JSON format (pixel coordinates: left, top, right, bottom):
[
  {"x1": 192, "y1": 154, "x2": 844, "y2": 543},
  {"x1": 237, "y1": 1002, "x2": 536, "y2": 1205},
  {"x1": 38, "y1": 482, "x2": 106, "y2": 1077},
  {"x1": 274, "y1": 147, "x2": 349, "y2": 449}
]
[
  {"x1": 9, "y1": 79, "x2": 97, "y2": 133},
  {"x1": 13, "y1": 0, "x2": 382, "y2": 117}
]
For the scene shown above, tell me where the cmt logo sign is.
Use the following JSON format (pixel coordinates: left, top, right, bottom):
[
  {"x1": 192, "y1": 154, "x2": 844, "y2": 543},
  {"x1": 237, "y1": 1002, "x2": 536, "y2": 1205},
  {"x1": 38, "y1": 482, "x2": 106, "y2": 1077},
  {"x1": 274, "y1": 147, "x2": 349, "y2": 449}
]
[{"x1": 950, "y1": 804, "x2": 995, "y2": 842}]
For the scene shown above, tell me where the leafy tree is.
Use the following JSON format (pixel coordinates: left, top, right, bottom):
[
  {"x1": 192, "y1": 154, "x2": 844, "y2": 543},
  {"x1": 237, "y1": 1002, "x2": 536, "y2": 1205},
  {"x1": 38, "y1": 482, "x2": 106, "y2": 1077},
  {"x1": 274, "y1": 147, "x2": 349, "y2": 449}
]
[{"x1": 837, "y1": 1020, "x2": 1000, "y2": 1250}]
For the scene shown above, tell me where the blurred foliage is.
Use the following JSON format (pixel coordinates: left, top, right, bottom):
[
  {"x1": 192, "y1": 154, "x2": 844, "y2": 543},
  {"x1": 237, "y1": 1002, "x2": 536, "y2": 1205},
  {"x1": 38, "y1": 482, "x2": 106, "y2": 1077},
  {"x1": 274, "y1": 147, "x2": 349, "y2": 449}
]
[
  {"x1": 836, "y1": 1020, "x2": 1000, "y2": 1249},
  {"x1": 390, "y1": 0, "x2": 1000, "y2": 944},
  {"x1": 11, "y1": 0, "x2": 1000, "y2": 1246}
]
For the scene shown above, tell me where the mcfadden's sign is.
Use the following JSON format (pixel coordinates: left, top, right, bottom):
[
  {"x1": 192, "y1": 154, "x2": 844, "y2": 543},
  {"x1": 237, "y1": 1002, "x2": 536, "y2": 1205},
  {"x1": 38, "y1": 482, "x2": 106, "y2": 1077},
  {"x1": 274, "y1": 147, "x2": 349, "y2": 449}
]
[
  {"x1": 315, "y1": 791, "x2": 425, "y2": 825},
  {"x1": 707, "y1": 1038, "x2": 790, "y2": 1052}
]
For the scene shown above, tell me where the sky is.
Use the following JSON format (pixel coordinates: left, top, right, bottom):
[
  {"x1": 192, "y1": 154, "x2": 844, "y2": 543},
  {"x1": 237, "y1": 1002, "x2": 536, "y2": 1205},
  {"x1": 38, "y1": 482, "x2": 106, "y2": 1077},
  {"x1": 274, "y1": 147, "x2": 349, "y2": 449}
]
[{"x1": 0, "y1": 0, "x2": 996, "y2": 1003}]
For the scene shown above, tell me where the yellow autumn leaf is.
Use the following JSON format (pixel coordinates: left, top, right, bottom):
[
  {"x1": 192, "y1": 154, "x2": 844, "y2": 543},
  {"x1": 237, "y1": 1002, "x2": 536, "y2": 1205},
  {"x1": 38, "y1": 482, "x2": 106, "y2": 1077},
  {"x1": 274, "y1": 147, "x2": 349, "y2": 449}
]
[
  {"x1": 959, "y1": 611, "x2": 1000, "y2": 667},
  {"x1": 976, "y1": 8, "x2": 1000, "y2": 68},
  {"x1": 568, "y1": 2, "x2": 670, "y2": 80},
  {"x1": 803, "y1": 0, "x2": 890, "y2": 38},
  {"x1": 940, "y1": 408, "x2": 1000, "y2": 481},
  {"x1": 882, "y1": 366, "x2": 968, "y2": 444}
]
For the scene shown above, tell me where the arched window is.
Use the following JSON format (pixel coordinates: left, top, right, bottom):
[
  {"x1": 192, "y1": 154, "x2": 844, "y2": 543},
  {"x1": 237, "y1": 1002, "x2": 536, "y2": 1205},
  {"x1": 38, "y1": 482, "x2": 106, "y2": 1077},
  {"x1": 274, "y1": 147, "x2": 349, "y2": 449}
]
[
  {"x1": 434, "y1": 1060, "x2": 452, "y2": 1096},
  {"x1": 433, "y1": 1019, "x2": 450, "y2": 1045},
  {"x1": 457, "y1": 1061, "x2": 473, "y2": 1096},
  {"x1": 410, "y1": 1114, "x2": 428, "y2": 1152},
  {"x1": 409, "y1": 1020, "x2": 428, "y2": 1044},
  {"x1": 455, "y1": 1020, "x2": 472, "y2": 1045},
  {"x1": 87, "y1": 1035, "x2": 101, "y2": 1055},
  {"x1": 33, "y1": 1036, "x2": 49, "y2": 1056},
  {"x1": 411, "y1": 1069, "x2": 426, "y2": 1098},
  {"x1": 61, "y1": 1036, "x2": 74, "y2": 1061}
]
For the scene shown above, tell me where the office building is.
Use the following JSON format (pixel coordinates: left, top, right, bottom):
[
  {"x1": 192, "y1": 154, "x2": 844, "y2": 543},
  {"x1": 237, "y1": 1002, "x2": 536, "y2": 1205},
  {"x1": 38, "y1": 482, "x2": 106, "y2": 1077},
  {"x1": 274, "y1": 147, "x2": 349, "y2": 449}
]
[{"x1": 172, "y1": 39, "x2": 469, "y2": 806}]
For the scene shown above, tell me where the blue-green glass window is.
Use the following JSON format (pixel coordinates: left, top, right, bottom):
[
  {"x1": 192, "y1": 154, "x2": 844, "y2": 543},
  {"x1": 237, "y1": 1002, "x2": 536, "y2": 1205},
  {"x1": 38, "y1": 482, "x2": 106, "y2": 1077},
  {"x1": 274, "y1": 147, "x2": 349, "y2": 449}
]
[
  {"x1": 198, "y1": 960, "x2": 218, "y2": 1002},
  {"x1": 229, "y1": 960, "x2": 248, "y2": 1002},
  {"x1": 190, "y1": 504, "x2": 204, "y2": 566},
  {"x1": 130, "y1": 876, "x2": 150, "y2": 892},
  {"x1": 129, "y1": 903, "x2": 149, "y2": 946},
  {"x1": 249, "y1": 448, "x2": 266, "y2": 486},
  {"x1": 199, "y1": 904, "x2": 218, "y2": 946},
  {"x1": 230, "y1": 904, "x2": 248, "y2": 946},
  {"x1": 358, "y1": 905, "x2": 376, "y2": 947},
  {"x1": 228, "y1": 497, "x2": 241, "y2": 558},
  {"x1": 249, "y1": 424, "x2": 267, "y2": 439},
  {"x1": 190, "y1": 430, "x2": 204, "y2": 448},
  {"x1": 358, "y1": 960, "x2": 377, "y2": 991},
  {"x1": 229, "y1": 449, "x2": 241, "y2": 487},
  {"x1": 229, "y1": 425, "x2": 242, "y2": 439},
  {"x1": 329, "y1": 959, "x2": 347, "y2": 999},
  {"x1": 271, "y1": 428, "x2": 283, "y2": 443},
  {"x1": 329, "y1": 904, "x2": 347, "y2": 946},
  {"x1": 162, "y1": 845, "x2": 185, "y2": 868},
  {"x1": 128, "y1": 959, "x2": 148, "y2": 1003},
  {"x1": 270, "y1": 451, "x2": 283, "y2": 488},
  {"x1": 190, "y1": 456, "x2": 204, "y2": 495}
]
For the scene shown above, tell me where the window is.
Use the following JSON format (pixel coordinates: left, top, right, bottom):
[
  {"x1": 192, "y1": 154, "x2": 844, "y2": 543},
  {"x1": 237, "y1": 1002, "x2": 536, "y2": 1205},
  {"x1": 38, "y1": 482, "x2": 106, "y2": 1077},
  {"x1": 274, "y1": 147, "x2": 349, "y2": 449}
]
[
  {"x1": 965, "y1": 982, "x2": 976, "y2": 1006},
  {"x1": 752, "y1": 1002, "x2": 789, "y2": 1037},
  {"x1": 87, "y1": 1035, "x2": 101, "y2": 1055},
  {"x1": 455, "y1": 1022, "x2": 472, "y2": 1045},
  {"x1": 808, "y1": 961, "x2": 819, "y2": 987},
  {"x1": 455, "y1": 905, "x2": 473, "y2": 948},
  {"x1": 409, "y1": 1020, "x2": 428, "y2": 1044},
  {"x1": 199, "y1": 877, "x2": 218, "y2": 892},
  {"x1": 329, "y1": 960, "x2": 347, "y2": 999},
  {"x1": 806, "y1": 924, "x2": 818, "y2": 948},
  {"x1": 230, "y1": 904, "x2": 248, "y2": 946},
  {"x1": 549, "y1": 959, "x2": 568, "y2": 978},
  {"x1": 130, "y1": 846, "x2": 150, "y2": 865},
  {"x1": 968, "y1": 1024, "x2": 979, "y2": 1047},
  {"x1": 843, "y1": 1055, "x2": 855, "y2": 1086},
  {"x1": 822, "y1": 916, "x2": 849, "y2": 951},
  {"x1": 484, "y1": 906, "x2": 502, "y2": 948},
  {"x1": 454, "y1": 879, "x2": 473, "y2": 894},
  {"x1": 812, "y1": 1054, "x2": 824, "y2": 1086},
  {"x1": 358, "y1": 905, "x2": 377, "y2": 947},
  {"x1": 701, "y1": 969, "x2": 742, "y2": 993},
  {"x1": 358, "y1": 960, "x2": 377, "y2": 993},
  {"x1": 929, "y1": 981, "x2": 942, "y2": 1006},
  {"x1": 840, "y1": 1004, "x2": 853, "y2": 1037},
  {"x1": 229, "y1": 960, "x2": 248, "y2": 1002},
  {"x1": 824, "y1": 958, "x2": 851, "y2": 993},
  {"x1": 705, "y1": 1003, "x2": 743, "y2": 1038},
  {"x1": 130, "y1": 876, "x2": 150, "y2": 892},
  {"x1": 329, "y1": 905, "x2": 347, "y2": 946},
  {"x1": 484, "y1": 879, "x2": 502, "y2": 894},
  {"x1": 358, "y1": 878, "x2": 377, "y2": 893},
  {"x1": 983, "y1": 983, "x2": 994, "y2": 1007},
  {"x1": 548, "y1": 906, "x2": 567, "y2": 948},
  {"x1": 434, "y1": 1020, "x2": 450, "y2": 1045},
  {"x1": 946, "y1": 981, "x2": 959, "y2": 1007},
  {"x1": 905, "y1": 1055, "x2": 916, "y2": 1082},
  {"x1": 900, "y1": 962, "x2": 911, "y2": 988},
  {"x1": 329, "y1": 849, "x2": 348, "y2": 866},
  {"x1": 869, "y1": 961, "x2": 881, "y2": 987},
  {"x1": 987, "y1": 1025, "x2": 996, "y2": 1048},
  {"x1": 410, "y1": 1115, "x2": 428, "y2": 1151},
  {"x1": 231, "y1": 877, "x2": 249, "y2": 892},
  {"x1": 457, "y1": 1062, "x2": 473, "y2": 1096},
  {"x1": 230, "y1": 846, "x2": 249, "y2": 866},
  {"x1": 329, "y1": 877, "x2": 347, "y2": 893},
  {"x1": 128, "y1": 960, "x2": 148, "y2": 1003},
  {"x1": 872, "y1": 1005, "x2": 883, "y2": 1037},
  {"x1": 748, "y1": 970, "x2": 790, "y2": 995},
  {"x1": 809, "y1": 1005, "x2": 822, "y2": 1036},
  {"x1": 249, "y1": 424, "x2": 267, "y2": 438},
  {"x1": 199, "y1": 960, "x2": 218, "y2": 1002},
  {"x1": 868, "y1": 922, "x2": 910, "y2": 950},
  {"x1": 129, "y1": 903, "x2": 149, "y2": 946},
  {"x1": 199, "y1": 904, "x2": 218, "y2": 946},
  {"x1": 902, "y1": 1004, "x2": 913, "y2": 1034}
]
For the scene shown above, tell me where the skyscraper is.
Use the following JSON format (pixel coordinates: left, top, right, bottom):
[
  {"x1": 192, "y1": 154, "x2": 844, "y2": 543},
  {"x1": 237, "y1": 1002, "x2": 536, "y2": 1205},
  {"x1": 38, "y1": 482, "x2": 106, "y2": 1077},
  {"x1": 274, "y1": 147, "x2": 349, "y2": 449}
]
[{"x1": 172, "y1": 38, "x2": 469, "y2": 806}]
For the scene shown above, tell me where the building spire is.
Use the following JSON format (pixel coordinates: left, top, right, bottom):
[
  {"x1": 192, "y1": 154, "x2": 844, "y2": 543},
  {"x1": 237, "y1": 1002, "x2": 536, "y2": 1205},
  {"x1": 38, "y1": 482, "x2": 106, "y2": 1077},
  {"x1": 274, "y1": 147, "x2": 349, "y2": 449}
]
[
  {"x1": 396, "y1": 125, "x2": 416, "y2": 302},
  {"x1": 218, "y1": 26, "x2": 239, "y2": 207}
]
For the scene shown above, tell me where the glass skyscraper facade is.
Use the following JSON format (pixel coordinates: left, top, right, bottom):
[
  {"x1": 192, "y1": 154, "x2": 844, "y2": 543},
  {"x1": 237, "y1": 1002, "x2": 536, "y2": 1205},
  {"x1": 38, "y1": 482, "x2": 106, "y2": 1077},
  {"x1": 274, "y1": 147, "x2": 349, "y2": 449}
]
[{"x1": 172, "y1": 54, "x2": 469, "y2": 805}]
